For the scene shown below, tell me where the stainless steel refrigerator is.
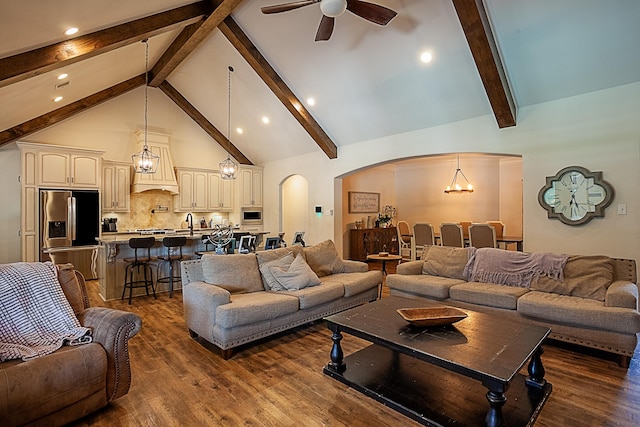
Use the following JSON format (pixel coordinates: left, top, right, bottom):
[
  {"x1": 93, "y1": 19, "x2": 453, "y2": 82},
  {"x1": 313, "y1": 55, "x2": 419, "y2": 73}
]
[{"x1": 40, "y1": 189, "x2": 100, "y2": 279}]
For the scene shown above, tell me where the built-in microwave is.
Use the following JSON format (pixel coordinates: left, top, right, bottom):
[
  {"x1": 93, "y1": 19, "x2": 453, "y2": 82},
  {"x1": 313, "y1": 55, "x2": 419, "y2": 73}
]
[{"x1": 241, "y1": 208, "x2": 263, "y2": 225}]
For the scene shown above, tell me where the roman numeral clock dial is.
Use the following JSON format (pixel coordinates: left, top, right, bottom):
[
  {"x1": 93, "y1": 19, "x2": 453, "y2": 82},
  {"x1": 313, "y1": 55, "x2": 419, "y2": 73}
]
[{"x1": 538, "y1": 166, "x2": 614, "y2": 225}]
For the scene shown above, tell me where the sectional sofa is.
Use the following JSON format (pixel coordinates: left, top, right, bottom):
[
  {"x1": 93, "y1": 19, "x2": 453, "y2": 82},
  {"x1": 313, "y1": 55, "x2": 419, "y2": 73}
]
[
  {"x1": 180, "y1": 240, "x2": 381, "y2": 358},
  {"x1": 386, "y1": 246, "x2": 640, "y2": 367}
]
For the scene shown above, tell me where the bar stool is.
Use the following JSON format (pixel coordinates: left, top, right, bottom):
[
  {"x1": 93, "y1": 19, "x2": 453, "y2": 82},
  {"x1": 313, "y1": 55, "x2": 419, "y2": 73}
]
[
  {"x1": 195, "y1": 234, "x2": 214, "y2": 258},
  {"x1": 156, "y1": 236, "x2": 188, "y2": 298},
  {"x1": 122, "y1": 236, "x2": 156, "y2": 305}
]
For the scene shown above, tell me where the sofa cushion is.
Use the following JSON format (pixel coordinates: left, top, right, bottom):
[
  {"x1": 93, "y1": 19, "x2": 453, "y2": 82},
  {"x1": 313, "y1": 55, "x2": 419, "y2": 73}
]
[
  {"x1": 281, "y1": 281, "x2": 345, "y2": 309},
  {"x1": 255, "y1": 246, "x2": 305, "y2": 265},
  {"x1": 321, "y1": 270, "x2": 381, "y2": 297},
  {"x1": 201, "y1": 254, "x2": 263, "y2": 294},
  {"x1": 605, "y1": 281, "x2": 639, "y2": 309},
  {"x1": 269, "y1": 255, "x2": 321, "y2": 291},
  {"x1": 518, "y1": 291, "x2": 640, "y2": 334},
  {"x1": 449, "y1": 282, "x2": 529, "y2": 310},
  {"x1": 303, "y1": 240, "x2": 345, "y2": 277},
  {"x1": 386, "y1": 274, "x2": 465, "y2": 300},
  {"x1": 0, "y1": 343, "x2": 107, "y2": 426},
  {"x1": 421, "y1": 246, "x2": 471, "y2": 280},
  {"x1": 258, "y1": 252, "x2": 295, "y2": 291},
  {"x1": 530, "y1": 255, "x2": 613, "y2": 301},
  {"x1": 215, "y1": 292, "x2": 300, "y2": 328}
]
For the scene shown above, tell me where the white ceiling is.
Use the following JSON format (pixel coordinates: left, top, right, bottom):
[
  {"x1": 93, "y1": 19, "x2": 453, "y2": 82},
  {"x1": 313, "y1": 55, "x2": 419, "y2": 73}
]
[{"x1": 1, "y1": 0, "x2": 640, "y2": 164}]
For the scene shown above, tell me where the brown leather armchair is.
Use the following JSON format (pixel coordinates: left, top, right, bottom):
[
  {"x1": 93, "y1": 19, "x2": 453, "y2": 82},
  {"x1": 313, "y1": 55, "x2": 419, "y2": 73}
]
[{"x1": 0, "y1": 263, "x2": 142, "y2": 427}]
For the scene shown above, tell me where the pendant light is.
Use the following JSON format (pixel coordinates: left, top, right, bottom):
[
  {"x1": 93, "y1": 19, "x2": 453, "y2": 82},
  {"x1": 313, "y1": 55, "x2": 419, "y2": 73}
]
[
  {"x1": 444, "y1": 155, "x2": 474, "y2": 193},
  {"x1": 219, "y1": 65, "x2": 239, "y2": 180},
  {"x1": 132, "y1": 39, "x2": 160, "y2": 174}
]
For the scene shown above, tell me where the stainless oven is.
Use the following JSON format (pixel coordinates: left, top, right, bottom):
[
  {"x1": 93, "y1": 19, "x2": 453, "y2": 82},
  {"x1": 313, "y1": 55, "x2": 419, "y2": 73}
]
[{"x1": 241, "y1": 208, "x2": 263, "y2": 225}]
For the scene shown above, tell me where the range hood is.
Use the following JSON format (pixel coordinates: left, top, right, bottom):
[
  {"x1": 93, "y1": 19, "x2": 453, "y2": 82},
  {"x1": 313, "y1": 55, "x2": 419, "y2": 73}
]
[{"x1": 131, "y1": 130, "x2": 179, "y2": 195}]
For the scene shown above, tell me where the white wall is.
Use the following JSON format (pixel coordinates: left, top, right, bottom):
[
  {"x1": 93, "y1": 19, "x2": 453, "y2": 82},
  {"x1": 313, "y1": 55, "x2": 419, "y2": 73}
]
[{"x1": 262, "y1": 82, "x2": 640, "y2": 262}]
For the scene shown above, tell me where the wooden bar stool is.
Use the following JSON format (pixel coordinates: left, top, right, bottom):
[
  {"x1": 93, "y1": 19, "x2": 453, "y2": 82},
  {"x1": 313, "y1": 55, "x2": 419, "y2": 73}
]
[
  {"x1": 122, "y1": 236, "x2": 156, "y2": 304},
  {"x1": 156, "y1": 236, "x2": 188, "y2": 298}
]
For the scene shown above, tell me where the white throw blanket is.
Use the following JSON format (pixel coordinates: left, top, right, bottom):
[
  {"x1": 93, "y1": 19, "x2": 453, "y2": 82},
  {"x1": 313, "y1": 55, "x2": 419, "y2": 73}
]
[
  {"x1": 0, "y1": 262, "x2": 91, "y2": 362},
  {"x1": 465, "y1": 248, "x2": 569, "y2": 288}
]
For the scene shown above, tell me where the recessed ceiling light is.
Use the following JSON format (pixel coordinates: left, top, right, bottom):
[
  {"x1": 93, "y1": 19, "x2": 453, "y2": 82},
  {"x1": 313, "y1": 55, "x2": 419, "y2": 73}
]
[
  {"x1": 420, "y1": 51, "x2": 433, "y2": 63},
  {"x1": 65, "y1": 27, "x2": 78, "y2": 36},
  {"x1": 53, "y1": 96, "x2": 63, "y2": 103},
  {"x1": 57, "y1": 73, "x2": 68, "y2": 80},
  {"x1": 236, "y1": 127, "x2": 243, "y2": 134},
  {"x1": 307, "y1": 97, "x2": 316, "y2": 106},
  {"x1": 262, "y1": 116, "x2": 270, "y2": 124}
]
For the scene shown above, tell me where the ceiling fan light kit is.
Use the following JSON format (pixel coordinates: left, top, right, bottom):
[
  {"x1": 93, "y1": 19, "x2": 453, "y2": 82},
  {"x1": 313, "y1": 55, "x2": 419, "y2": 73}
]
[{"x1": 262, "y1": 0, "x2": 397, "y2": 41}]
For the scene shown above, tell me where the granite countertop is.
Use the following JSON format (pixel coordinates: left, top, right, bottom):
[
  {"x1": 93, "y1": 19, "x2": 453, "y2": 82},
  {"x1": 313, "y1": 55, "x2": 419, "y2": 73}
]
[{"x1": 98, "y1": 228, "x2": 270, "y2": 244}]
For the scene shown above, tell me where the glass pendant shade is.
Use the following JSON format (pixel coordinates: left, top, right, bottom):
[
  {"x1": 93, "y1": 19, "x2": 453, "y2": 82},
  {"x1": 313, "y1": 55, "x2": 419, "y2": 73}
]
[
  {"x1": 220, "y1": 65, "x2": 238, "y2": 180},
  {"x1": 132, "y1": 39, "x2": 160, "y2": 174},
  {"x1": 219, "y1": 155, "x2": 238, "y2": 180},
  {"x1": 132, "y1": 145, "x2": 160, "y2": 174}
]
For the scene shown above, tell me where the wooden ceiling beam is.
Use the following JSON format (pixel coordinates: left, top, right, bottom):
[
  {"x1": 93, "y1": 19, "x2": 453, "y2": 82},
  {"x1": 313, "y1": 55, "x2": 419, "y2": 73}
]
[
  {"x1": 159, "y1": 81, "x2": 253, "y2": 165},
  {"x1": 0, "y1": 75, "x2": 145, "y2": 147},
  {"x1": 149, "y1": 0, "x2": 245, "y2": 87},
  {"x1": 218, "y1": 16, "x2": 338, "y2": 159},
  {"x1": 451, "y1": 0, "x2": 516, "y2": 128},
  {"x1": 0, "y1": 1, "x2": 210, "y2": 89}
]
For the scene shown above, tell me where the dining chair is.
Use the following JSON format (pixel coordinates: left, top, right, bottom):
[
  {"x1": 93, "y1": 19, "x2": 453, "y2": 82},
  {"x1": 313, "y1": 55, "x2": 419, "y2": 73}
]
[
  {"x1": 486, "y1": 221, "x2": 506, "y2": 248},
  {"x1": 469, "y1": 223, "x2": 497, "y2": 249},
  {"x1": 413, "y1": 223, "x2": 435, "y2": 260},
  {"x1": 439, "y1": 223, "x2": 465, "y2": 248},
  {"x1": 458, "y1": 221, "x2": 472, "y2": 240},
  {"x1": 396, "y1": 220, "x2": 416, "y2": 261}
]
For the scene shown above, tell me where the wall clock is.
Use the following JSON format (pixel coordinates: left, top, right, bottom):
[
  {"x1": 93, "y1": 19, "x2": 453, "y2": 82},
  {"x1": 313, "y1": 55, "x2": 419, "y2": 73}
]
[{"x1": 537, "y1": 166, "x2": 614, "y2": 226}]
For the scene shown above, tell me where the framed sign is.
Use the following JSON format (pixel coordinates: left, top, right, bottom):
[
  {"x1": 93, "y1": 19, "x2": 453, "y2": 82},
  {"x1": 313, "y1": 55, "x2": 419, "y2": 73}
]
[{"x1": 348, "y1": 192, "x2": 380, "y2": 213}]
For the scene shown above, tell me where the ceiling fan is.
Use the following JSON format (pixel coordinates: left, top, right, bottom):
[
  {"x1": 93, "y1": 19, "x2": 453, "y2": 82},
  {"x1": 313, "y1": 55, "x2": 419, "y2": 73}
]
[{"x1": 261, "y1": 0, "x2": 398, "y2": 41}]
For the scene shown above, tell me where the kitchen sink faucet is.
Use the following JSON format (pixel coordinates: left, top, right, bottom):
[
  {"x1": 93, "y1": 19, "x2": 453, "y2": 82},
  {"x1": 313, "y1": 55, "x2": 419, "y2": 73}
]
[{"x1": 186, "y1": 213, "x2": 193, "y2": 236}]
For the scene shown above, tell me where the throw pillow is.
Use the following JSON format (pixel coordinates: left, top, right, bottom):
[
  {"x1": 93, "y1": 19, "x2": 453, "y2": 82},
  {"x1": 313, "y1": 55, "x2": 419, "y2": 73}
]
[
  {"x1": 422, "y1": 246, "x2": 470, "y2": 280},
  {"x1": 258, "y1": 252, "x2": 295, "y2": 291},
  {"x1": 201, "y1": 254, "x2": 264, "y2": 294},
  {"x1": 530, "y1": 255, "x2": 613, "y2": 301},
  {"x1": 303, "y1": 239, "x2": 344, "y2": 277},
  {"x1": 269, "y1": 254, "x2": 322, "y2": 291}
]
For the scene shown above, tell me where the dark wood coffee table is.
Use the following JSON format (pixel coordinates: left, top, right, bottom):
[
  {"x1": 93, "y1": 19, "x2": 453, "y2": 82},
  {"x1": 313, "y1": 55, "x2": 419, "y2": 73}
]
[{"x1": 323, "y1": 296, "x2": 552, "y2": 427}]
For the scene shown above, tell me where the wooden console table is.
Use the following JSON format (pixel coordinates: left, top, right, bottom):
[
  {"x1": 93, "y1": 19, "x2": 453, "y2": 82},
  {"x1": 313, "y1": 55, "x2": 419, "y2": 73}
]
[{"x1": 349, "y1": 227, "x2": 398, "y2": 261}]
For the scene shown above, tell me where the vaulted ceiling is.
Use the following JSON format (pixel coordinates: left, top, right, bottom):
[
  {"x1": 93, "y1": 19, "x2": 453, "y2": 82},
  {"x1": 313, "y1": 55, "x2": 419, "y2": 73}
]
[{"x1": 1, "y1": 0, "x2": 639, "y2": 165}]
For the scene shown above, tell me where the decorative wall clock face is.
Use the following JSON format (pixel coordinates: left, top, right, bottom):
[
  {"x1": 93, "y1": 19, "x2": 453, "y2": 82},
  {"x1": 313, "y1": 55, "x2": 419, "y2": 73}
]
[{"x1": 537, "y1": 166, "x2": 614, "y2": 226}]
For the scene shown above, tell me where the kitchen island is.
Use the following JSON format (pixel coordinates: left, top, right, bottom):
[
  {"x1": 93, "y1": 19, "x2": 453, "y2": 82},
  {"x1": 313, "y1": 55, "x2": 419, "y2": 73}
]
[{"x1": 97, "y1": 229, "x2": 270, "y2": 301}]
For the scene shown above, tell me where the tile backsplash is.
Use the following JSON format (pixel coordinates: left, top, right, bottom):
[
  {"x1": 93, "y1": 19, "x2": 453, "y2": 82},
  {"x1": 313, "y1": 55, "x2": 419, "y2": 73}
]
[{"x1": 104, "y1": 190, "x2": 229, "y2": 231}]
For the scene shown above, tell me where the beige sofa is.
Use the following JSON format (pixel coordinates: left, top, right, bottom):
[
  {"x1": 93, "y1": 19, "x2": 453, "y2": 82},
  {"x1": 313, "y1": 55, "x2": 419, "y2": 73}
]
[
  {"x1": 181, "y1": 240, "x2": 381, "y2": 358},
  {"x1": 0, "y1": 263, "x2": 142, "y2": 427},
  {"x1": 386, "y1": 246, "x2": 640, "y2": 367}
]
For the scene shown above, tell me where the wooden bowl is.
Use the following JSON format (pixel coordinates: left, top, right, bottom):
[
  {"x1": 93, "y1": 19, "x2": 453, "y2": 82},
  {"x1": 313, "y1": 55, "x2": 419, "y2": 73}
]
[
  {"x1": 397, "y1": 306, "x2": 468, "y2": 327},
  {"x1": 378, "y1": 252, "x2": 389, "y2": 257}
]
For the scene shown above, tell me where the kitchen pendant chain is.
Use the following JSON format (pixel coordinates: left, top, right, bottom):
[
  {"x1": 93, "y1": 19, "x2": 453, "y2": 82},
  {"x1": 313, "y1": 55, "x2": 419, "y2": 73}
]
[
  {"x1": 144, "y1": 39, "x2": 149, "y2": 149},
  {"x1": 227, "y1": 65, "x2": 233, "y2": 142}
]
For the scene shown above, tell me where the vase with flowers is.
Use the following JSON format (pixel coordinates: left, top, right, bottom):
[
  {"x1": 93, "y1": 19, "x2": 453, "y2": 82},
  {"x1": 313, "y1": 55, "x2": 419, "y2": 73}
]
[{"x1": 377, "y1": 212, "x2": 392, "y2": 228}]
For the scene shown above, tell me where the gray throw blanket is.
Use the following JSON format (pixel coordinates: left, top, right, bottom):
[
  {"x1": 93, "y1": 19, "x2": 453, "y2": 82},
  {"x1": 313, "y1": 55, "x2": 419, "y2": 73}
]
[
  {"x1": 0, "y1": 262, "x2": 92, "y2": 362},
  {"x1": 465, "y1": 248, "x2": 569, "y2": 288}
]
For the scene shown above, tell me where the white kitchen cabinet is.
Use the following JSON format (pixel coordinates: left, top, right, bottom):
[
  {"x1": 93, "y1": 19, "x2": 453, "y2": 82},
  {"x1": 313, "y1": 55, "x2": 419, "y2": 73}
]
[
  {"x1": 102, "y1": 161, "x2": 130, "y2": 213},
  {"x1": 240, "y1": 166, "x2": 263, "y2": 207},
  {"x1": 208, "y1": 173, "x2": 233, "y2": 211},
  {"x1": 175, "y1": 168, "x2": 208, "y2": 212},
  {"x1": 39, "y1": 150, "x2": 101, "y2": 188}
]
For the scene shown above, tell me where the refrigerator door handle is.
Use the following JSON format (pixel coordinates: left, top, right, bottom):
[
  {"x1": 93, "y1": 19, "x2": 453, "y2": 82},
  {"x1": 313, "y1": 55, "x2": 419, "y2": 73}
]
[{"x1": 68, "y1": 196, "x2": 77, "y2": 241}]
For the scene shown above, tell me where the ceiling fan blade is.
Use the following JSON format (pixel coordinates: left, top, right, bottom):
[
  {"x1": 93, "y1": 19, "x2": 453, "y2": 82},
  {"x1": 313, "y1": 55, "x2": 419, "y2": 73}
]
[
  {"x1": 261, "y1": 0, "x2": 318, "y2": 14},
  {"x1": 346, "y1": 0, "x2": 397, "y2": 25},
  {"x1": 315, "y1": 15, "x2": 335, "y2": 41}
]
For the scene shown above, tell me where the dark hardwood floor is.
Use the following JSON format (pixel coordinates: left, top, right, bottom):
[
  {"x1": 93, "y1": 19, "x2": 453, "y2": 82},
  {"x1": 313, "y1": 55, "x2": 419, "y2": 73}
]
[{"x1": 72, "y1": 276, "x2": 640, "y2": 427}]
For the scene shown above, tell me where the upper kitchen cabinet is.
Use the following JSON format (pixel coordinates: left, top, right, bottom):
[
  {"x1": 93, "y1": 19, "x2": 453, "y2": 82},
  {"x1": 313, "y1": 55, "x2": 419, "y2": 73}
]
[
  {"x1": 208, "y1": 173, "x2": 233, "y2": 212},
  {"x1": 240, "y1": 166, "x2": 263, "y2": 207},
  {"x1": 38, "y1": 147, "x2": 102, "y2": 188},
  {"x1": 102, "y1": 161, "x2": 130, "y2": 213},
  {"x1": 174, "y1": 168, "x2": 209, "y2": 212}
]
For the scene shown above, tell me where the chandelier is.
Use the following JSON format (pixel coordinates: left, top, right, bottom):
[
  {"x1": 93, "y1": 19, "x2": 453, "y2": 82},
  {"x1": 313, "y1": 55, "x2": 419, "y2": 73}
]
[
  {"x1": 132, "y1": 39, "x2": 160, "y2": 174},
  {"x1": 444, "y1": 155, "x2": 474, "y2": 194},
  {"x1": 219, "y1": 66, "x2": 238, "y2": 180}
]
